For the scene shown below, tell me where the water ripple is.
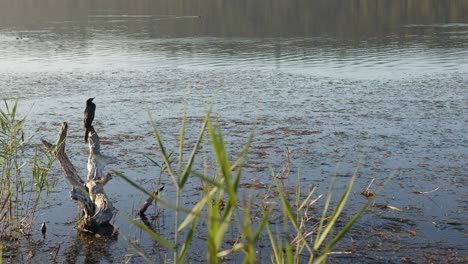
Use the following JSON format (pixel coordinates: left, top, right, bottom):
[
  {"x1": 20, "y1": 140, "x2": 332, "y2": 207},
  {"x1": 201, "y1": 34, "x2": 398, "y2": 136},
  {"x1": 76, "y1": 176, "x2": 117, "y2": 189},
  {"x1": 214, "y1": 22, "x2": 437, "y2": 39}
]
[{"x1": 0, "y1": 28, "x2": 467, "y2": 79}]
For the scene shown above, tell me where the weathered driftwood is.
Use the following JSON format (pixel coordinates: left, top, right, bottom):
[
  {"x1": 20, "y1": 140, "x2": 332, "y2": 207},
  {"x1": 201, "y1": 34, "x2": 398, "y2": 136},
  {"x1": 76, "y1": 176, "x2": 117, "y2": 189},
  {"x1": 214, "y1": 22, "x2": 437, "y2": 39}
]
[{"x1": 42, "y1": 122, "x2": 117, "y2": 233}]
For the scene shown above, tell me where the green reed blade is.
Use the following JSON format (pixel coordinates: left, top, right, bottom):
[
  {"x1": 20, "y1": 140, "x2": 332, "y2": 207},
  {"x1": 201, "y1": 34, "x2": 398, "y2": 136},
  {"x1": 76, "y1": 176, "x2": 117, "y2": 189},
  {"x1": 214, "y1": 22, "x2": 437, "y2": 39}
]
[
  {"x1": 148, "y1": 110, "x2": 177, "y2": 186},
  {"x1": 143, "y1": 154, "x2": 161, "y2": 168},
  {"x1": 177, "y1": 107, "x2": 186, "y2": 176},
  {"x1": 314, "y1": 153, "x2": 363, "y2": 250},
  {"x1": 179, "y1": 111, "x2": 208, "y2": 187},
  {"x1": 277, "y1": 179, "x2": 313, "y2": 254},
  {"x1": 113, "y1": 170, "x2": 195, "y2": 217},
  {"x1": 178, "y1": 214, "x2": 199, "y2": 264},
  {"x1": 314, "y1": 163, "x2": 339, "y2": 250},
  {"x1": 120, "y1": 212, "x2": 175, "y2": 252},
  {"x1": 299, "y1": 185, "x2": 317, "y2": 211},
  {"x1": 178, "y1": 187, "x2": 215, "y2": 232}
]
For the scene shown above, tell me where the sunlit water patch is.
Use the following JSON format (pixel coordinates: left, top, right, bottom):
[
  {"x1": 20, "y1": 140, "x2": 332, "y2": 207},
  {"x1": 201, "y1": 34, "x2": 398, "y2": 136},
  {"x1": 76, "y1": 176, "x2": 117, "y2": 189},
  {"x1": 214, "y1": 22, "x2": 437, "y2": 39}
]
[{"x1": 1, "y1": 33, "x2": 467, "y2": 79}]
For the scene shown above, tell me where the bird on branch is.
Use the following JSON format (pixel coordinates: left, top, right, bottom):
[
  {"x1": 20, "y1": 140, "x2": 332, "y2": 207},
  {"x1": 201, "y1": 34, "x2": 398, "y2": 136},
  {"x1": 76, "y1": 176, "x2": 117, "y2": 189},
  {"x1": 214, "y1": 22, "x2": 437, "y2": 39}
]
[{"x1": 83, "y1": 97, "x2": 96, "y2": 143}]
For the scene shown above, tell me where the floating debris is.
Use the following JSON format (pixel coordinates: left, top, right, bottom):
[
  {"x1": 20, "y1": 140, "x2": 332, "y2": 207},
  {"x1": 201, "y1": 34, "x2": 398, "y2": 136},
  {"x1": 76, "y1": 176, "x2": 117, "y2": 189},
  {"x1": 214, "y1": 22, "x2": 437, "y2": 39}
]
[
  {"x1": 239, "y1": 178, "x2": 268, "y2": 189},
  {"x1": 413, "y1": 186, "x2": 441, "y2": 194},
  {"x1": 374, "y1": 204, "x2": 402, "y2": 211},
  {"x1": 361, "y1": 177, "x2": 375, "y2": 198},
  {"x1": 401, "y1": 256, "x2": 412, "y2": 262},
  {"x1": 381, "y1": 216, "x2": 415, "y2": 225},
  {"x1": 361, "y1": 189, "x2": 374, "y2": 198},
  {"x1": 432, "y1": 221, "x2": 468, "y2": 226}
]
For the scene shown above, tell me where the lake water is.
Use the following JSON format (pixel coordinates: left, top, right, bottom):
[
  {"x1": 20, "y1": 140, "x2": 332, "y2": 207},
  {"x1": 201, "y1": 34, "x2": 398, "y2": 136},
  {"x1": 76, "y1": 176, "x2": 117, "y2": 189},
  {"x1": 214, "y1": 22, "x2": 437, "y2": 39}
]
[{"x1": 0, "y1": 0, "x2": 467, "y2": 263}]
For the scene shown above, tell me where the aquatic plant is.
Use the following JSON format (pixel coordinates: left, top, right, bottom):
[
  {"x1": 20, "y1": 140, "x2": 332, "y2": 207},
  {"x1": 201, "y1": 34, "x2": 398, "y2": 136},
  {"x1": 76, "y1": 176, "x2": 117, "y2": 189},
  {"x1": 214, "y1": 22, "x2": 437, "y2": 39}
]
[
  {"x1": 116, "y1": 110, "x2": 376, "y2": 263},
  {"x1": 0, "y1": 98, "x2": 55, "y2": 240}
]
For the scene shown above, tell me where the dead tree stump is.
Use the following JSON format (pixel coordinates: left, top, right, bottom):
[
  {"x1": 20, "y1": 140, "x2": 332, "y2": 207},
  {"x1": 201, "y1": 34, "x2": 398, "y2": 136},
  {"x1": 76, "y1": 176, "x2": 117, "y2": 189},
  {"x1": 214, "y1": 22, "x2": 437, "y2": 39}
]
[{"x1": 42, "y1": 122, "x2": 117, "y2": 233}]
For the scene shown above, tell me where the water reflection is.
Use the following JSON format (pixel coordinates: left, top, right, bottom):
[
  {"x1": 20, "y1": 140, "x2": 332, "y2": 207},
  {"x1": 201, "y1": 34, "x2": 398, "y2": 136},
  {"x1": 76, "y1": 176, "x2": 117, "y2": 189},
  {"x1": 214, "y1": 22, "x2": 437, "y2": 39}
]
[
  {"x1": 1, "y1": 0, "x2": 468, "y2": 38},
  {"x1": 1, "y1": 35, "x2": 466, "y2": 78},
  {"x1": 63, "y1": 230, "x2": 118, "y2": 263},
  {"x1": 0, "y1": 0, "x2": 467, "y2": 77}
]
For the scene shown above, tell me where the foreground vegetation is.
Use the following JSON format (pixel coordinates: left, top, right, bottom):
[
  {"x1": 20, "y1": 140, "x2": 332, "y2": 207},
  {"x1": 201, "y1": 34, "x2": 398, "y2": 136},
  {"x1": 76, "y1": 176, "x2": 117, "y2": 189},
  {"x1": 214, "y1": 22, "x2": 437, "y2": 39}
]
[
  {"x1": 116, "y1": 110, "x2": 378, "y2": 263},
  {"x1": 0, "y1": 98, "x2": 55, "y2": 259},
  {"x1": 0, "y1": 100, "x2": 378, "y2": 263}
]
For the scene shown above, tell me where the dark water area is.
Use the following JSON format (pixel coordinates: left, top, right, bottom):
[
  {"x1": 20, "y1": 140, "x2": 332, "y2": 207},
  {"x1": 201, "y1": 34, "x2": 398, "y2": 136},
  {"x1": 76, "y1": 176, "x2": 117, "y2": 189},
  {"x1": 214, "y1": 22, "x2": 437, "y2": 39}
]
[{"x1": 0, "y1": 0, "x2": 467, "y2": 263}]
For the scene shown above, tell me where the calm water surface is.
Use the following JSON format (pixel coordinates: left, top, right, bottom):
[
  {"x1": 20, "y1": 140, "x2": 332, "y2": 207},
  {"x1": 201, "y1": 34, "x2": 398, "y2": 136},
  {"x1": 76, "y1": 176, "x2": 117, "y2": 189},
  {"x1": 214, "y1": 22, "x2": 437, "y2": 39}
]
[{"x1": 0, "y1": 0, "x2": 467, "y2": 263}]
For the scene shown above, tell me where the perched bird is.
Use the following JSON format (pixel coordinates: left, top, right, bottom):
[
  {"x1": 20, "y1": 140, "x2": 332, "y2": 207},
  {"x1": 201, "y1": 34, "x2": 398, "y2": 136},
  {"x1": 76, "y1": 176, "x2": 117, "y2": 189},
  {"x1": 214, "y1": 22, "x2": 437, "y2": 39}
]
[
  {"x1": 83, "y1": 97, "x2": 96, "y2": 143},
  {"x1": 41, "y1": 222, "x2": 47, "y2": 234}
]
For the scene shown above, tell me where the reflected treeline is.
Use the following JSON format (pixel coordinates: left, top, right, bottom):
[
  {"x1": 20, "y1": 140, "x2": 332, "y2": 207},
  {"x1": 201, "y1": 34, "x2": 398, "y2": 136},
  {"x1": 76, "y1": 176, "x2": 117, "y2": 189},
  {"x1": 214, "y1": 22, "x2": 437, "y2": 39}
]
[{"x1": 0, "y1": 0, "x2": 467, "y2": 37}]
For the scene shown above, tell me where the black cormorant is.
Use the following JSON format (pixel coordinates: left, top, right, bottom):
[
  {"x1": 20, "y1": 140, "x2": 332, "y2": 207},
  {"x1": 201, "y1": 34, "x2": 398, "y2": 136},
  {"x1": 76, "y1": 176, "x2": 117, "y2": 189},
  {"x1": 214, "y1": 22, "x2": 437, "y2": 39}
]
[{"x1": 83, "y1": 98, "x2": 96, "y2": 143}]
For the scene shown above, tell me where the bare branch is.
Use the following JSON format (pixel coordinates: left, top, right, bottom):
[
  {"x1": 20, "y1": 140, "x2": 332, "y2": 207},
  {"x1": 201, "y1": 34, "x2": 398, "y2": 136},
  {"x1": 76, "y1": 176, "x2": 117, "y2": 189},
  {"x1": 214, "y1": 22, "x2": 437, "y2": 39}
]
[{"x1": 138, "y1": 185, "x2": 165, "y2": 217}]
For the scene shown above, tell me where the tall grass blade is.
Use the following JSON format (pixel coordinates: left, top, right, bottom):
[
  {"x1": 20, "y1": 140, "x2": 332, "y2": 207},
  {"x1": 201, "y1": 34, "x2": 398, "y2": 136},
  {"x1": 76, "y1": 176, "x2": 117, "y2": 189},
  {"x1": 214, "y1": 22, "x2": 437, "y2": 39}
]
[
  {"x1": 299, "y1": 185, "x2": 317, "y2": 211},
  {"x1": 206, "y1": 117, "x2": 232, "y2": 190},
  {"x1": 191, "y1": 170, "x2": 223, "y2": 189},
  {"x1": 123, "y1": 235, "x2": 153, "y2": 264},
  {"x1": 207, "y1": 188, "x2": 221, "y2": 264},
  {"x1": 179, "y1": 112, "x2": 208, "y2": 187},
  {"x1": 113, "y1": 170, "x2": 193, "y2": 215},
  {"x1": 316, "y1": 172, "x2": 393, "y2": 263},
  {"x1": 315, "y1": 198, "x2": 372, "y2": 263},
  {"x1": 283, "y1": 213, "x2": 293, "y2": 264},
  {"x1": 314, "y1": 153, "x2": 364, "y2": 250},
  {"x1": 148, "y1": 110, "x2": 177, "y2": 185},
  {"x1": 233, "y1": 129, "x2": 254, "y2": 192},
  {"x1": 119, "y1": 212, "x2": 175, "y2": 252},
  {"x1": 314, "y1": 163, "x2": 339, "y2": 250},
  {"x1": 178, "y1": 216, "x2": 199, "y2": 264},
  {"x1": 11, "y1": 97, "x2": 18, "y2": 121},
  {"x1": 178, "y1": 188, "x2": 215, "y2": 231},
  {"x1": 177, "y1": 108, "x2": 186, "y2": 176},
  {"x1": 253, "y1": 203, "x2": 270, "y2": 244},
  {"x1": 205, "y1": 116, "x2": 237, "y2": 259},
  {"x1": 276, "y1": 179, "x2": 313, "y2": 254},
  {"x1": 143, "y1": 154, "x2": 161, "y2": 168},
  {"x1": 263, "y1": 205, "x2": 281, "y2": 263}
]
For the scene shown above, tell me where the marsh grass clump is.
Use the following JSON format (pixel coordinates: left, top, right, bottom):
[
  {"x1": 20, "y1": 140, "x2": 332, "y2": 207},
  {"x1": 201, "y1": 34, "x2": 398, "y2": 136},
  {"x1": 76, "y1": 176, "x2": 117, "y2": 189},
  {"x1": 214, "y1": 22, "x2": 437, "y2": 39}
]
[
  {"x1": 117, "y1": 110, "x2": 379, "y2": 264},
  {"x1": 0, "y1": 98, "x2": 55, "y2": 243}
]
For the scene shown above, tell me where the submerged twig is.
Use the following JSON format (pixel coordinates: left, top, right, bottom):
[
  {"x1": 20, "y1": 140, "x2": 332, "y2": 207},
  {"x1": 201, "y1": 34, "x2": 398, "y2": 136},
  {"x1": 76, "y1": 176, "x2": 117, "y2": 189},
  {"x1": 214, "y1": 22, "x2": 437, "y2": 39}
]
[
  {"x1": 412, "y1": 186, "x2": 441, "y2": 194},
  {"x1": 138, "y1": 185, "x2": 165, "y2": 216},
  {"x1": 50, "y1": 243, "x2": 61, "y2": 262}
]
